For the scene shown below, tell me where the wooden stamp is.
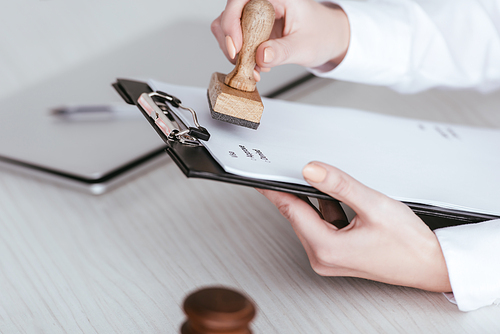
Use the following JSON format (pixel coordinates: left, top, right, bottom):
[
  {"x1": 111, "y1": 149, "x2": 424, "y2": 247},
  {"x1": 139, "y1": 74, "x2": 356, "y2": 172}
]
[{"x1": 208, "y1": 0, "x2": 275, "y2": 130}]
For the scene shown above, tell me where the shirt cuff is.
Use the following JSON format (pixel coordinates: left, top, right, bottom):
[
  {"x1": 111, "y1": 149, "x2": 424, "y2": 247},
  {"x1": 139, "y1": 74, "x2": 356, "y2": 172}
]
[
  {"x1": 435, "y1": 219, "x2": 500, "y2": 312},
  {"x1": 309, "y1": 0, "x2": 413, "y2": 86}
]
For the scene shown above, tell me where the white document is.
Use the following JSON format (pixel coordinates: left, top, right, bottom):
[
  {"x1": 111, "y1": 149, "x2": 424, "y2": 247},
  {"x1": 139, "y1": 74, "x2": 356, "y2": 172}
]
[{"x1": 149, "y1": 80, "x2": 500, "y2": 216}]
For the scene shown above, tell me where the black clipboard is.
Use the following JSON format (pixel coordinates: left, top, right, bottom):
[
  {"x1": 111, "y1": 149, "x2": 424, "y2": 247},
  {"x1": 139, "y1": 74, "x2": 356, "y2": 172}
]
[{"x1": 113, "y1": 78, "x2": 499, "y2": 230}]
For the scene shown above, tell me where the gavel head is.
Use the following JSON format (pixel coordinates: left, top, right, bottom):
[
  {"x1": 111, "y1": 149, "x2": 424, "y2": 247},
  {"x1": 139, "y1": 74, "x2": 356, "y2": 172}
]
[{"x1": 181, "y1": 286, "x2": 256, "y2": 334}]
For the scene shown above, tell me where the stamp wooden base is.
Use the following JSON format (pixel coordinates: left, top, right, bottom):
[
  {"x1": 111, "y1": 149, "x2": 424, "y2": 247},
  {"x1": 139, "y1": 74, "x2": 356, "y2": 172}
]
[{"x1": 207, "y1": 72, "x2": 263, "y2": 130}]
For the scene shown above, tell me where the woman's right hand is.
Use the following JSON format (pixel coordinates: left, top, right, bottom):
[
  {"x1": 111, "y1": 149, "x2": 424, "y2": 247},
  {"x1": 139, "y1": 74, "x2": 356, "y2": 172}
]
[{"x1": 211, "y1": 0, "x2": 350, "y2": 79}]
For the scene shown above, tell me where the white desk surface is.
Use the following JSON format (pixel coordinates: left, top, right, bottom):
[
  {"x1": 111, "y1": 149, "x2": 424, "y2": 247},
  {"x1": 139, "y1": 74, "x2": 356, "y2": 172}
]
[
  {"x1": 1, "y1": 1, "x2": 500, "y2": 332},
  {"x1": 1, "y1": 79, "x2": 500, "y2": 333}
]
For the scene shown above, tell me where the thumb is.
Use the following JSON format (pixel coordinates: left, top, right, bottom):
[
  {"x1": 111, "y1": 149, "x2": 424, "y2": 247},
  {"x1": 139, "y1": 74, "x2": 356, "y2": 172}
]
[
  {"x1": 302, "y1": 162, "x2": 388, "y2": 218},
  {"x1": 255, "y1": 37, "x2": 297, "y2": 69}
]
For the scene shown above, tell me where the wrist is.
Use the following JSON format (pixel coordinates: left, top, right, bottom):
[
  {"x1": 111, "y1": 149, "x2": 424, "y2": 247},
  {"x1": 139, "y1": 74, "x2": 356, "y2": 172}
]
[
  {"x1": 414, "y1": 233, "x2": 452, "y2": 292},
  {"x1": 319, "y1": 2, "x2": 350, "y2": 69}
]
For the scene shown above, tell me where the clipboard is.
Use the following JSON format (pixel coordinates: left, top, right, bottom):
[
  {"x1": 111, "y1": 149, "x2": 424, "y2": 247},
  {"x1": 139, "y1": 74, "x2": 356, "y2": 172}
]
[{"x1": 113, "y1": 78, "x2": 500, "y2": 230}]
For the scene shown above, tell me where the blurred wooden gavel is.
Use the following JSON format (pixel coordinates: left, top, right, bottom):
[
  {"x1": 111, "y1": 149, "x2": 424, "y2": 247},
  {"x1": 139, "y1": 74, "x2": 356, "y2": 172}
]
[{"x1": 181, "y1": 287, "x2": 256, "y2": 334}]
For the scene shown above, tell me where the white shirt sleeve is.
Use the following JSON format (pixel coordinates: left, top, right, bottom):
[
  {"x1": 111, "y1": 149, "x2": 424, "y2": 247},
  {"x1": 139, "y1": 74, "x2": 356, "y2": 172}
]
[
  {"x1": 311, "y1": 0, "x2": 500, "y2": 311},
  {"x1": 434, "y1": 219, "x2": 500, "y2": 311},
  {"x1": 312, "y1": 0, "x2": 500, "y2": 93}
]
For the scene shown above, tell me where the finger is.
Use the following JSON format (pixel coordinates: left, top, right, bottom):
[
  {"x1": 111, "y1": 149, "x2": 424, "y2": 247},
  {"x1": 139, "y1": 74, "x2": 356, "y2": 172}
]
[
  {"x1": 257, "y1": 189, "x2": 330, "y2": 260},
  {"x1": 317, "y1": 199, "x2": 349, "y2": 229},
  {"x1": 296, "y1": 195, "x2": 322, "y2": 217},
  {"x1": 255, "y1": 41, "x2": 277, "y2": 69},
  {"x1": 220, "y1": 0, "x2": 250, "y2": 53},
  {"x1": 257, "y1": 189, "x2": 356, "y2": 276},
  {"x1": 255, "y1": 34, "x2": 306, "y2": 69},
  {"x1": 226, "y1": 35, "x2": 237, "y2": 60},
  {"x1": 253, "y1": 68, "x2": 261, "y2": 82},
  {"x1": 296, "y1": 196, "x2": 348, "y2": 229},
  {"x1": 255, "y1": 65, "x2": 269, "y2": 73},
  {"x1": 211, "y1": 14, "x2": 237, "y2": 64},
  {"x1": 256, "y1": 189, "x2": 314, "y2": 252},
  {"x1": 302, "y1": 162, "x2": 389, "y2": 218},
  {"x1": 259, "y1": 190, "x2": 323, "y2": 219},
  {"x1": 258, "y1": 189, "x2": 339, "y2": 246}
]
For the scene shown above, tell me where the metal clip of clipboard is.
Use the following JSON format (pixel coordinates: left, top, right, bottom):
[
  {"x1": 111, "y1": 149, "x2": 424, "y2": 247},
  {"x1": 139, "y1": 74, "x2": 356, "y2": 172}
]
[{"x1": 137, "y1": 91, "x2": 210, "y2": 146}]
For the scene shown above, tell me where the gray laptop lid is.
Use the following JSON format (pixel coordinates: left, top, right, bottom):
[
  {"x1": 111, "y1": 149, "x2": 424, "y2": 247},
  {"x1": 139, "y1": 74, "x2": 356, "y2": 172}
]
[{"x1": 0, "y1": 21, "x2": 307, "y2": 194}]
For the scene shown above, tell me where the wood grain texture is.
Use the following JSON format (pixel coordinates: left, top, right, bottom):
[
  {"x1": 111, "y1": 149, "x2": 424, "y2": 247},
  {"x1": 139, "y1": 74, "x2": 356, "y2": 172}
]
[
  {"x1": 0, "y1": 157, "x2": 499, "y2": 333},
  {"x1": 225, "y1": 0, "x2": 275, "y2": 93},
  {"x1": 1, "y1": 22, "x2": 500, "y2": 330},
  {"x1": 208, "y1": 72, "x2": 264, "y2": 124},
  {"x1": 209, "y1": 0, "x2": 274, "y2": 127}
]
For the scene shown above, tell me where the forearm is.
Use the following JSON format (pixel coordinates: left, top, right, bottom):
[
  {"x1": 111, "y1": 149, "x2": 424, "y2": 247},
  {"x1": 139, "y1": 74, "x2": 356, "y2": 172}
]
[{"x1": 313, "y1": 0, "x2": 500, "y2": 93}]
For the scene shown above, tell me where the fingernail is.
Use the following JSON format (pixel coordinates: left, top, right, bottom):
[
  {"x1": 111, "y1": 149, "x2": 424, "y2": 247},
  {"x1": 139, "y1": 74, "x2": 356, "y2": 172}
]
[
  {"x1": 263, "y1": 47, "x2": 274, "y2": 63},
  {"x1": 226, "y1": 35, "x2": 236, "y2": 59},
  {"x1": 303, "y1": 163, "x2": 327, "y2": 183},
  {"x1": 254, "y1": 69, "x2": 261, "y2": 82}
]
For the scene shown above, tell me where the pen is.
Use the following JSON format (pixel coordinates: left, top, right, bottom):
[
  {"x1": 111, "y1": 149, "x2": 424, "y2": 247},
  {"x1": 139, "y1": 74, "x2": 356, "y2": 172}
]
[{"x1": 51, "y1": 104, "x2": 140, "y2": 121}]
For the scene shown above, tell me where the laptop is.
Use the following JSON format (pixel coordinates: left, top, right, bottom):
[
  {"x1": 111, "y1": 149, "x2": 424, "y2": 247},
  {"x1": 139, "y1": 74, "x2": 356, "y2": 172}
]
[{"x1": 0, "y1": 21, "x2": 308, "y2": 194}]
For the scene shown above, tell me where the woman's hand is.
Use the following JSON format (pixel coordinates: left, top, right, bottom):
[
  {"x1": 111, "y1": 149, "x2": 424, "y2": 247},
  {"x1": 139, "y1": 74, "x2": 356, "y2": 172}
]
[
  {"x1": 211, "y1": 0, "x2": 350, "y2": 81},
  {"x1": 258, "y1": 161, "x2": 452, "y2": 292}
]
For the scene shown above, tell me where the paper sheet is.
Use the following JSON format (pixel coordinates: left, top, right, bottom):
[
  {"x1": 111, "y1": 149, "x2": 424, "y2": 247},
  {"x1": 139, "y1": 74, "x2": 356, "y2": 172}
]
[{"x1": 150, "y1": 80, "x2": 500, "y2": 216}]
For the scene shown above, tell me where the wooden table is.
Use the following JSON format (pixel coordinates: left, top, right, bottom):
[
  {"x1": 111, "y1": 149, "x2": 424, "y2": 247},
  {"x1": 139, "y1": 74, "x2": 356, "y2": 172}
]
[{"x1": 1, "y1": 78, "x2": 499, "y2": 333}]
